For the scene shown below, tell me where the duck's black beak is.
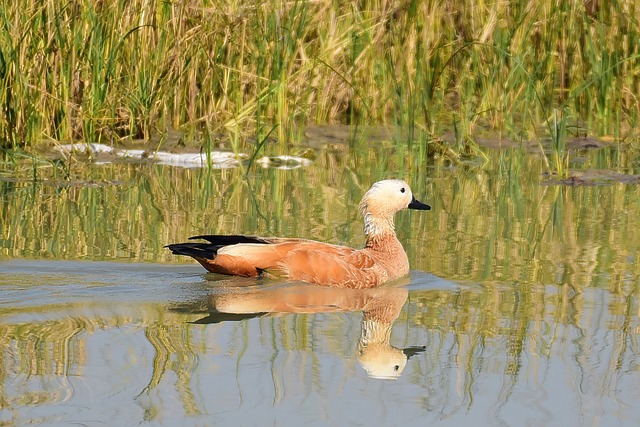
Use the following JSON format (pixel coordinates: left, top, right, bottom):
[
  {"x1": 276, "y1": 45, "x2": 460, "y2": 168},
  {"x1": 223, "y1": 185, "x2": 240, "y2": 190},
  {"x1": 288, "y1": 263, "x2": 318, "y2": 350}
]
[
  {"x1": 408, "y1": 196, "x2": 431, "y2": 210},
  {"x1": 402, "y1": 345, "x2": 426, "y2": 359}
]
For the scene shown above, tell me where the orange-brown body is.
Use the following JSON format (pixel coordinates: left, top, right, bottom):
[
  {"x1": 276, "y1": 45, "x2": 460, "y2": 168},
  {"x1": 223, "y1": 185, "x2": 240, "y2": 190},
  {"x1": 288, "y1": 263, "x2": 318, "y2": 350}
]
[
  {"x1": 194, "y1": 234, "x2": 409, "y2": 288},
  {"x1": 167, "y1": 179, "x2": 430, "y2": 288}
]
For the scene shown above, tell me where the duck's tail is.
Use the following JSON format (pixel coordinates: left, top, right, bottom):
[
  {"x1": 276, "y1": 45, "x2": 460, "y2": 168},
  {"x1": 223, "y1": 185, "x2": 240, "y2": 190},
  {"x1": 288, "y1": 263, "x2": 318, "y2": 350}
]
[{"x1": 165, "y1": 235, "x2": 270, "y2": 260}]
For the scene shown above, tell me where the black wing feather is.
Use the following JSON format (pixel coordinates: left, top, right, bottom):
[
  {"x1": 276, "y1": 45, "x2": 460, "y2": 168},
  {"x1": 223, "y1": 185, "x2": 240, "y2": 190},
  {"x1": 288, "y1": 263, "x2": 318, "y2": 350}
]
[
  {"x1": 188, "y1": 235, "x2": 270, "y2": 245},
  {"x1": 165, "y1": 242, "x2": 221, "y2": 259},
  {"x1": 166, "y1": 235, "x2": 271, "y2": 260}
]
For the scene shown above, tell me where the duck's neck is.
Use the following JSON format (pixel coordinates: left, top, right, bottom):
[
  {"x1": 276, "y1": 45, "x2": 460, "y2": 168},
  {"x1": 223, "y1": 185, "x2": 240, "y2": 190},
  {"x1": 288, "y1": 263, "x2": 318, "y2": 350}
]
[
  {"x1": 363, "y1": 213, "x2": 398, "y2": 250},
  {"x1": 359, "y1": 319, "x2": 393, "y2": 347}
]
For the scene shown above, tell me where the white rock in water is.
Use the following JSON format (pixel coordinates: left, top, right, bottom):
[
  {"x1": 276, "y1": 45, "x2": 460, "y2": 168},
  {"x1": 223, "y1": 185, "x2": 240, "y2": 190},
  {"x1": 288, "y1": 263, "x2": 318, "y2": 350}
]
[{"x1": 54, "y1": 143, "x2": 310, "y2": 170}]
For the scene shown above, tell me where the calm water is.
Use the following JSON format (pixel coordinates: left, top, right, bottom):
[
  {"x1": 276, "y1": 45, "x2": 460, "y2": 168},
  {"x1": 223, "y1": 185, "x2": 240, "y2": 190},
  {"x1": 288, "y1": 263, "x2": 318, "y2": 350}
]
[{"x1": 1, "y1": 143, "x2": 640, "y2": 426}]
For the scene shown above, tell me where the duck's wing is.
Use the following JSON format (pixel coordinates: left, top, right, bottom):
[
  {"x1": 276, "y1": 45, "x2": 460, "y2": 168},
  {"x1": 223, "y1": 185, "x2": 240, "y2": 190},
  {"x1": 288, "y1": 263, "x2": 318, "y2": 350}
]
[
  {"x1": 166, "y1": 235, "x2": 269, "y2": 260},
  {"x1": 166, "y1": 234, "x2": 303, "y2": 260},
  {"x1": 167, "y1": 235, "x2": 320, "y2": 276},
  {"x1": 189, "y1": 234, "x2": 307, "y2": 246}
]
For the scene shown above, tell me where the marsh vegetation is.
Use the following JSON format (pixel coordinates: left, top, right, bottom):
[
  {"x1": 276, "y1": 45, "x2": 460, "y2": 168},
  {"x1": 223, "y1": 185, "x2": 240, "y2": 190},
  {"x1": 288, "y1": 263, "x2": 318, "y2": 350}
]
[{"x1": 1, "y1": 0, "x2": 639, "y2": 160}]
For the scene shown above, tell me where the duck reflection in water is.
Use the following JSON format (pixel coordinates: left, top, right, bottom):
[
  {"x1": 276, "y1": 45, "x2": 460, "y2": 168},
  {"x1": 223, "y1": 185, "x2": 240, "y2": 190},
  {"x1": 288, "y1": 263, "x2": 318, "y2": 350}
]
[{"x1": 184, "y1": 278, "x2": 425, "y2": 380}]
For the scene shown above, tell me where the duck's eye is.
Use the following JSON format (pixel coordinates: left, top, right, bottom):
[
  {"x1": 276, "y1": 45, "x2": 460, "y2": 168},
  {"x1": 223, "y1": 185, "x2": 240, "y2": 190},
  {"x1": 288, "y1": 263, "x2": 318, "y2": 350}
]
[
  {"x1": 400, "y1": 188, "x2": 405, "y2": 193},
  {"x1": 394, "y1": 365, "x2": 400, "y2": 371}
]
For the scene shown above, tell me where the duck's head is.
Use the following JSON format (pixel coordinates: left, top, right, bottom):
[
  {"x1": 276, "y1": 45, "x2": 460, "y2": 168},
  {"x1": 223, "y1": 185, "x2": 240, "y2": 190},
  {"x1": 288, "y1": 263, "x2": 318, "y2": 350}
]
[{"x1": 358, "y1": 179, "x2": 430, "y2": 218}]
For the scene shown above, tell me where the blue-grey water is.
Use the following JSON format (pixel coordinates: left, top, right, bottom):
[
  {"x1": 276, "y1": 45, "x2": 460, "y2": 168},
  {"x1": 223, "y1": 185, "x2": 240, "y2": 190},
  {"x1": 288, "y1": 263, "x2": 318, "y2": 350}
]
[{"x1": 2, "y1": 145, "x2": 640, "y2": 426}]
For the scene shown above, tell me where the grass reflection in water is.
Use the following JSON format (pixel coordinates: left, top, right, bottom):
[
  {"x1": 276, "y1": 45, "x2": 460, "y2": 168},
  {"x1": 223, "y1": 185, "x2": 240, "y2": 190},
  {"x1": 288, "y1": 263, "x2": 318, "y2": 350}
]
[{"x1": 1, "y1": 145, "x2": 640, "y2": 424}]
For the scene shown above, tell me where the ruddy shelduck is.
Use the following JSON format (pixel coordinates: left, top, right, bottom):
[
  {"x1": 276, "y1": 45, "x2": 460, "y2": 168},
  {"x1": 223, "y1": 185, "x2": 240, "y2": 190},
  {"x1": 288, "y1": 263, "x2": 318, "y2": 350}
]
[{"x1": 166, "y1": 179, "x2": 430, "y2": 288}]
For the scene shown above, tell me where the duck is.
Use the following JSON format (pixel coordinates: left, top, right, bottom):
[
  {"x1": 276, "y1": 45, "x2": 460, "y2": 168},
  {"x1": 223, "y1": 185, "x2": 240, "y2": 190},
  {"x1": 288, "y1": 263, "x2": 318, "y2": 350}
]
[{"x1": 166, "y1": 179, "x2": 430, "y2": 288}]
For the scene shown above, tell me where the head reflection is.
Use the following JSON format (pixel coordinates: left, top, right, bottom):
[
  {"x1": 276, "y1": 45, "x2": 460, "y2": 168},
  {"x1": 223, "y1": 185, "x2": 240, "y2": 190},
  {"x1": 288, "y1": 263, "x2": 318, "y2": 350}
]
[{"x1": 187, "y1": 279, "x2": 424, "y2": 380}]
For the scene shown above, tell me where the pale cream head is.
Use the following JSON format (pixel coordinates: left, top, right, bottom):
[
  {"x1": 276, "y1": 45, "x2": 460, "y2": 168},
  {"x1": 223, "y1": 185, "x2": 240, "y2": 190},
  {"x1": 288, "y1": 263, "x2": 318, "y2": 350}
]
[
  {"x1": 358, "y1": 179, "x2": 430, "y2": 239},
  {"x1": 358, "y1": 179, "x2": 414, "y2": 217},
  {"x1": 358, "y1": 346, "x2": 408, "y2": 380}
]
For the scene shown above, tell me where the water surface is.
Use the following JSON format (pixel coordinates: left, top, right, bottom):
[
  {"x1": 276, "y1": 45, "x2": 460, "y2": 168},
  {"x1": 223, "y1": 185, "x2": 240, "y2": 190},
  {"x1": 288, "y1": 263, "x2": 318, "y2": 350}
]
[{"x1": 1, "y1": 145, "x2": 640, "y2": 425}]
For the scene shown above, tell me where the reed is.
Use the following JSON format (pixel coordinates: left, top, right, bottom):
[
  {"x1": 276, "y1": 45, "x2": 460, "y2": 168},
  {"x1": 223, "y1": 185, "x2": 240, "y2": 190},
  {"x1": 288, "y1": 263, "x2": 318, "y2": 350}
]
[{"x1": 0, "y1": 0, "x2": 637, "y2": 156}]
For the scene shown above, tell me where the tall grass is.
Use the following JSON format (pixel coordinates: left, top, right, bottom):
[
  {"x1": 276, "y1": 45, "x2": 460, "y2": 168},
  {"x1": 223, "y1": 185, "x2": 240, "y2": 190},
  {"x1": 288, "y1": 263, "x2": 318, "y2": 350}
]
[{"x1": 0, "y1": 0, "x2": 638, "y2": 151}]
